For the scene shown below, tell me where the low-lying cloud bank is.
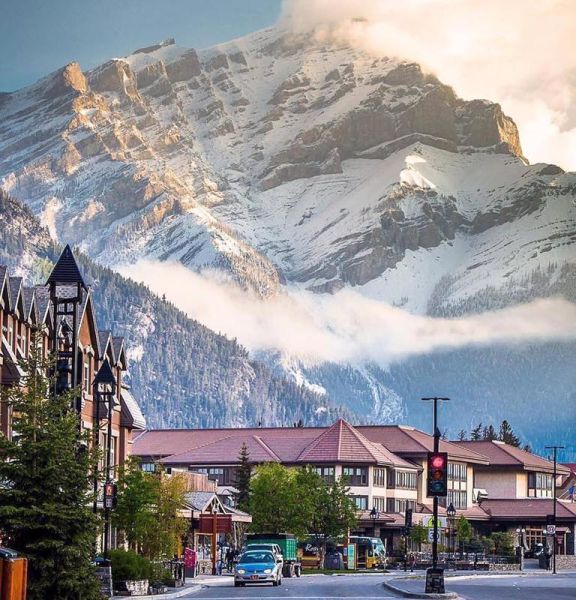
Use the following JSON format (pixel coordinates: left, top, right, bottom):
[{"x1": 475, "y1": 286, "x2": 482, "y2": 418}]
[
  {"x1": 280, "y1": 0, "x2": 576, "y2": 171},
  {"x1": 119, "y1": 260, "x2": 576, "y2": 366}
]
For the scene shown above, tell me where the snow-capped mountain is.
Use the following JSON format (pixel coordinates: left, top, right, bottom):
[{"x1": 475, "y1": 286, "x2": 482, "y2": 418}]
[{"x1": 0, "y1": 26, "x2": 574, "y2": 453}]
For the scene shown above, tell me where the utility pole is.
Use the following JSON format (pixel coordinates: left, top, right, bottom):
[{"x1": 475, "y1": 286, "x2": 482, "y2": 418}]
[
  {"x1": 422, "y1": 397, "x2": 449, "y2": 594},
  {"x1": 545, "y1": 445, "x2": 564, "y2": 575}
]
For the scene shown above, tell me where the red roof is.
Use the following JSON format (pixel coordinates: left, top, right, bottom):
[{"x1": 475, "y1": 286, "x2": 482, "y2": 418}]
[
  {"x1": 454, "y1": 441, "x2": 570, "y2": 475},
  {"x1": 358, "y1": 426, "x2": 489, "y2": 464},
  {"x1": 297, "y1": 419, "x2": 410, "y2": 466},
  {"x1": 479, "y1": 499, "x2": 576, "y2": 521}
]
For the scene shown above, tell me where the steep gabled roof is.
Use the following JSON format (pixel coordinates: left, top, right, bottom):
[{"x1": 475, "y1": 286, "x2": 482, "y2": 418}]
[
  {"x1": 297, "y1": 419, "x2": 402, "y2": 465},
  {"x1": 34, "y1": 286, "x2": 51, "y2": 324},
  {"x1": 454, "y1": 440, "x2": 570, "y2": 475},
  {"x1": 112, "y1": 336, "x2": 126, "y2": 368},
  {"x1": 22, "y1": 287, "x2": 37, "y2": 323},
  {"x1": 0, "y1": 266, "x2": 7, "y2": 308},
  {"x1": 8, "y1": 277, "x2": 23, "y2": 314},
  {"x1": 120, "y1": 385, "x2": 147, "y2": 430},
  {"x1": 98, "y1": 330, "x2": 113, "y2": 361},
  {"x1": 46, "y1": 244, "x2": 87, "y2": 289}
]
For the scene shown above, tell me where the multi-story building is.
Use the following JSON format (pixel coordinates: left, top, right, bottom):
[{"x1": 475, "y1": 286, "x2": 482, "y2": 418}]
[
  {"x1": 132, "y1": 419, "x2": 576, "y2": 555},
  {"x1": 0, "y1": 248, "x2": 146, "y2": 480}
]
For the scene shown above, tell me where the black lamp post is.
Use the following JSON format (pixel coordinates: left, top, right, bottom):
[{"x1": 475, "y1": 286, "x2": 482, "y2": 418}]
[
  {"x1": 369, "y1": 506, "x2": 379, "y2": 537},
  {"x1": 93, "y1": 359, "x2": 117, "y2": 557},
  {"x1": 46, "y1": 244, "x2": 87, "y2": 411},
  {"x1": 447, "y1": 502, "x2": 456, "y2": 565}
]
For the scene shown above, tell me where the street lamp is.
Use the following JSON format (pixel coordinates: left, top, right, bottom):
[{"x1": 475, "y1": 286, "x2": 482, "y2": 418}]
[
  {"x1": 545, "y1": 445, "x2": 565, "y2": 575},
  {"x1": 447, "y1": 502, "x2": 456, "y2": 564},
  {"x1": 369, "y1": 506, "x2": 379, "y2": 537},
  {"x1": 93, "y1": 359, "x2": 117, "y2": 557}
]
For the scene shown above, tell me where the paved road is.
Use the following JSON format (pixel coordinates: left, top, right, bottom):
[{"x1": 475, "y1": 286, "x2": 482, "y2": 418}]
[
  {"x1": 395, "y1": 572, "x2": 576, "y2": 600},
  {"x1": 184, "y1": 574, "x2": 395, "y2": 599}
]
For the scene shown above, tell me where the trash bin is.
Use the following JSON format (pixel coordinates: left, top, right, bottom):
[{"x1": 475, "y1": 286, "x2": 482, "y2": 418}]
[
  {"x1": 0, "y1": 547, "x2": 27, "y2": 600},
  {"x1": 324, "y1": 552, "x2": 344, "y2": 570}
]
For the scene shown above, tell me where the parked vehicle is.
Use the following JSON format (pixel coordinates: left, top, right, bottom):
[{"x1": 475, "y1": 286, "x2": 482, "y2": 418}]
[
  {"x1": 347, "y1": 536, "x2": 386, "y2": 569},
  {"x1": 234, "y1": 551, "x2": 282, "y2": 587},
  {"x1": 246, "y1": 533, "x2": 302, "y2": 577}
]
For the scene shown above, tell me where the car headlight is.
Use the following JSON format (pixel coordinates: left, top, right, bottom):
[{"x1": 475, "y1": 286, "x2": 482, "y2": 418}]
[
  {"x1": 237, "y1": 569, "x2": 245, "y2": 575},
  {"x1": 263, "y1": 569, "x2": 272, "y2": 574}
]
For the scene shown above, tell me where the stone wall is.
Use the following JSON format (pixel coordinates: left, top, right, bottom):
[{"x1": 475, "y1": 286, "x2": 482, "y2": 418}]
[
  {"x1": 556, "y1": 555, "x2": 576, "y2": 570},
  {"x1": 487, "y1": 563, "x2": 521, "y2": 572}
]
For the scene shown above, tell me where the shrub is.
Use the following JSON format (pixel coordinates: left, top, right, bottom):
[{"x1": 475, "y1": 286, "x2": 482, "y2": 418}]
[{"x1": 109, "y1": 549, "x2": 153, "y2": 584}]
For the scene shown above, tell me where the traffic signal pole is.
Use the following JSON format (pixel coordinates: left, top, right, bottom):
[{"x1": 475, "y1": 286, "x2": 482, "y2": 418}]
[
  {"x1": 545, "y1": 445, "x2": 564, "y2": 575},
  {"x1": 422, "y1": 397, "x2": 449, "y2": 593}
]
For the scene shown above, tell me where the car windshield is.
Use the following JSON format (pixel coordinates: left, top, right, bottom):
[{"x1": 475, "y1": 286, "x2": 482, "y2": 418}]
[
  {"x1": 248, "y1": 545, "x2": 274, "y2": 551},
  {"x1": 240, "y1": 552, "x2": 275, "y2": 564}
]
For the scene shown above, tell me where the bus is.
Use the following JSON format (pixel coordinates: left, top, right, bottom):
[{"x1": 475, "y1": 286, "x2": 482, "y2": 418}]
[{"x1": 347, "y1": 536, "x2": 386, "y2": 569}]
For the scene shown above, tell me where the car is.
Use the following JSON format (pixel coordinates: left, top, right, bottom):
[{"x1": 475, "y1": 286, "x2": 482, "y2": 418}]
[
  {"x1": 234, "y1": 550, "x2": 283, "y2": 587},
  {"x1": 245, "y1": 543, "x2": 283, "y2": 562}
]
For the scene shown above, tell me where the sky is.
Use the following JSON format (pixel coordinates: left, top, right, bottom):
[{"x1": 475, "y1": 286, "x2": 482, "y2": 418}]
[
  {"x1": 0, "y1": 0, "x2": 282, "y2": 91},
  {"x1": 0, "y1": 0, "x2": 574, "y2": 168}
]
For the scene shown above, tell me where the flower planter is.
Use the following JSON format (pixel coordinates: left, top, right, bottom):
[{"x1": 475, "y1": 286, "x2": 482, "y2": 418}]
[{"x1": 115, "y1": 579, "x2": 149, "y2": 596}]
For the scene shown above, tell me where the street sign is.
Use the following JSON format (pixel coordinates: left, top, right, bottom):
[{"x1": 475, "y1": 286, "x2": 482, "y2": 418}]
[
  {"x1": 547, "y1": 524, "x2": 556, "y2": 535},
  {"x1": 427, "y1": 528, "x2": 439, "y2": 543},
  {"x1": 347, "y1": 544, "x2": 356, "y2": 570}
]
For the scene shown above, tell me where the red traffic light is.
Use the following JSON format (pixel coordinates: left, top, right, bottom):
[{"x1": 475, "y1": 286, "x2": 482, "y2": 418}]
[
  {"x1": 431, "y1": 455, "x2": 445, "y2": 468},
  {"x1": 427, "y1": 452, "x2": 448, "y2": 497}
]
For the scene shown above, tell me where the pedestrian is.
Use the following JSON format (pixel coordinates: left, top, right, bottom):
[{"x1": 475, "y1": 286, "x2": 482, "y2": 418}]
[
  {"x1": 409, "y1": 553, "x2": 416, "y2": 572},
  {"x1": 226, "y1": 548, "x2": 233, "y2": 572}
]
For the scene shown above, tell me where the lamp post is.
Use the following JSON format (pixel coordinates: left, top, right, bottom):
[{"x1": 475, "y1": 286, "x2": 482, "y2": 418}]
[
  {"x1": 447, "y1": 503, "x2": 456, "y2": 566},
  {"x1": 545, "y1": 445, "x2": 564, "y2": 575},
  {"x1": 369, "y1": 506, "x2": 379, "y2": 537},
  {"x1": 93, "y1": 359, "x2": 117, "y2": 557},
  {"x1": 46, "y1": 244, "x2": 87, "y2": 411}
]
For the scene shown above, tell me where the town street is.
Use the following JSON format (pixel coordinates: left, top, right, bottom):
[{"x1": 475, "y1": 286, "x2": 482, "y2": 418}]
[{"x1": 183, "y1": 572, "x2": 576, "y2": 599}]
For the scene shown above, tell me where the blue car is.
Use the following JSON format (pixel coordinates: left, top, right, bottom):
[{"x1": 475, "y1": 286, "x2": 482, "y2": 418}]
[{"x1": 234, "y1": 550, "x2": 283, "y2": 587}]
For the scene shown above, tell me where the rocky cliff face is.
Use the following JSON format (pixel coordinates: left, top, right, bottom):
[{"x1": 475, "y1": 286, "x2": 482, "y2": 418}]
[{"x1": 0, "y1": 26, "x2": 546, "y2": 305}]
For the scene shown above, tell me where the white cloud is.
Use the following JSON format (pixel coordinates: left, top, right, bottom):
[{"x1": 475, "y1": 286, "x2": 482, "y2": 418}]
[
  {"x1": 280, "y1": 0, "x2": 576, "y2": 170},
  {"x1": 119, "y1": 260, "x2": 576, "y2": 366}
]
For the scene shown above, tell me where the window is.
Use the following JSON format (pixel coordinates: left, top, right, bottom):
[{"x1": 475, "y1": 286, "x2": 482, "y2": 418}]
[
  {"x1": 395, "y1": 471, "x2": 417, "y2": 489},
  {"x1": 386, "y1": 498, "x2": 417, "y2": 513},
  {"x1": 83, "y1": 361, "x2": 91, "y2": 393},
  {"x1": 448, "y1": 489, "x2": 467, "y2": 509},
  {"x1": 141, "y1": 462, "x2": 156, "y2": 472},
  {"x1": 448, "y1": 463, "x2": 467, "y2": 482},
  {"x1": 313, "y1": 466, "x2": 335, "y2": 484},
  {"x1": 342, "y1": 466, "x2": 368, "y2": 486},
  {"x1": 373, "y1": 496, "x2": 387, "y2": 513},
  {"x1": 192, "y1": 466, "x2": 237, "y2": 485},
  {"x1": 528, "y1": 472, "x2": 553, "y2": 498},
  {"x1": 373, "y1": 468, "x2": 386, "y2": 487},
  {"x1": 351, "y1": 495, "x2": 368, "y2": 510}
]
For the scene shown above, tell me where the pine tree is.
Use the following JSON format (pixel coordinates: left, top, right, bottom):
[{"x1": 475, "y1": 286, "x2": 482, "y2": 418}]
[
  {"x1": 0, "y1": 339, "x2": 102, "y2": 600},
  {"x1": 457, "y1": 429, "x2": 467, "y2": 441},
  {"x1": 482, "y1": 425, "x2": 497, "y2": 441},
  {"x1": 470, "y1": 423, "x2": 483, "y2": 441},
  {"x1": 234, "y1": 443, "x2": 251, "y2": 512},
  {"x1": 498, "y1": 420, "x2": 521, "y2": 447}
]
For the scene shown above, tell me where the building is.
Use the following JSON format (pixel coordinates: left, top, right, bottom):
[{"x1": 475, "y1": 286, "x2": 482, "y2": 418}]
[
  {"x1": 132, "y1": 419, "x2": 576, "y2": 556},
  {"x1": 0, "y1": 247, "x2": 146, "y2": 525}
]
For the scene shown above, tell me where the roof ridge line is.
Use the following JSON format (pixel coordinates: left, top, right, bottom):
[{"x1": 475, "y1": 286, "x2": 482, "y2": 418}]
[{"x1": 252, "y1": 435, "x2": 281, "y2": 462}]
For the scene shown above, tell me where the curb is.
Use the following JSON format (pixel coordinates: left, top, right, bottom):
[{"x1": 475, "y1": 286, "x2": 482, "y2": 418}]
[
  {"x1": 383, "y1": 580, "x2": 459, "y2": 599},
  {"x1": 112, "y1": 583, "x2": 202, "y2": 600}
]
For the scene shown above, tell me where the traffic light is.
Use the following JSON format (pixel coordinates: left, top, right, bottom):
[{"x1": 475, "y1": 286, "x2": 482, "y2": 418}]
[
  {"x1": 426, "y1": 452, "x2": 448, "y2": 497},
  {"x1": 104, "y1": 481, "x2": 117, "y2": 509}
]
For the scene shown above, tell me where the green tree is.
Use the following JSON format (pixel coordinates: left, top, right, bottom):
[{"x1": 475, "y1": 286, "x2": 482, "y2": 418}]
[
  {"x1": 0, "y1": 342, "x2": 102, "y2": 600},
  {"x1": 456, "y1": 516, "x2": 473, "y2": 554},
  {"x1": 470, "y1": 423, "x2": 483, "y2": 441},
  {"x1": 409, "y1": 524, "x2": 428, "y2": 551},
  {"x1": 498, "y1": 420, "x2": 521, "y2": 447},
  {"x1": 113, "y1": 462, "x2": 188, "y2": 559},
  {"x1": 490, "y1": 532, "x2": 515, "y2": 557},
  {"x1": 114, "y1": 459, "x2": 159, "y2": 552},
  {"x1": 234, "y1": 443, "x2": 251, "y2": 512},
  {"x1": 249, "y1": 463, "x2": 305, "y2": 536}
]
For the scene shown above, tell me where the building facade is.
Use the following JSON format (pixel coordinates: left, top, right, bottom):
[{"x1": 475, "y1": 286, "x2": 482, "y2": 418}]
[{"x1": 132, "y1": 419, "x2": 576, "y2": 556}]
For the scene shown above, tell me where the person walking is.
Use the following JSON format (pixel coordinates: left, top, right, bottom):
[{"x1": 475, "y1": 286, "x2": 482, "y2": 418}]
[{"x1": 409, "y1": 552, "x2": 416, "y2": 572}]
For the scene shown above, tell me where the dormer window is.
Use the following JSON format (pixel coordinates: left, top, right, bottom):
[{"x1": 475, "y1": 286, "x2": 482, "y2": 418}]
[{"x1": 528, "y1": 472, "x2": 553, "y2": 498}]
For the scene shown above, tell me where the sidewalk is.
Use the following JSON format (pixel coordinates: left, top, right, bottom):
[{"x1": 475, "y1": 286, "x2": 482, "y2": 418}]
[{"x1": 111, "y1": 575, "x2": 232, "y2": 600}]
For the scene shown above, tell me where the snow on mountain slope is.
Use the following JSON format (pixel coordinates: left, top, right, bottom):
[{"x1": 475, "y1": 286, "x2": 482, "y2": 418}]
[{"x1": 0, "y1": 25, "x2": 575, "y2": 447}]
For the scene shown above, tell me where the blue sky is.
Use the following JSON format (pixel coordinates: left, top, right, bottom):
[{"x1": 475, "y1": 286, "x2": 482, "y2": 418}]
[{"x1": 0, "y1": 0, "x2": 282, "y2": 91}]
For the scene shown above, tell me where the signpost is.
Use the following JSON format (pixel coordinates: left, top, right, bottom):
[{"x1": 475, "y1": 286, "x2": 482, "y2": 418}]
[{"x1": 346, "y1": 544, "x2": 356, "y2": 570}]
